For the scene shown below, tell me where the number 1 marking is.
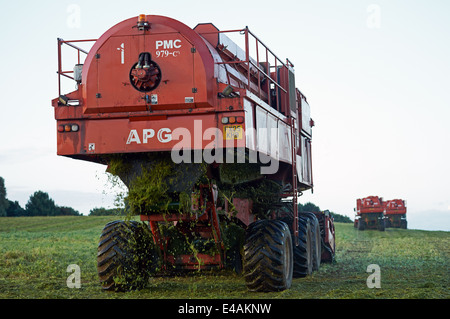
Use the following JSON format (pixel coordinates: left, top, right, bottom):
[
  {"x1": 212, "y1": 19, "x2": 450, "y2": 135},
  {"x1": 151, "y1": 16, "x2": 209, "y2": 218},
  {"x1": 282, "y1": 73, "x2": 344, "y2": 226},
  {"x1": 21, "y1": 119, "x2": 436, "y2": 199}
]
[{"x1": 117, "y1": 43, "x2": 124, "y2": 64}]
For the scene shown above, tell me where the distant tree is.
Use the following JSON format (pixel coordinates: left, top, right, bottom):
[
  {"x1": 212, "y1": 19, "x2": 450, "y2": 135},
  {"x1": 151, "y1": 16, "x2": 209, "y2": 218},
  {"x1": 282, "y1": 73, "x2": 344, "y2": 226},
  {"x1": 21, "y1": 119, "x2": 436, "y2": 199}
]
[
  {"x1": 298, "y1": 201, "x2": 353, "y2": 223},
  {"x1": 0, "y1": 177, "x2": 8, "y2": 217},
  {"x1": 89, "y1": 207, "x2": 122, "y2": 216},
  {"x1": 25, "y1": 191, "x2": 58, "y2": 216},
  {"x1": 299, "y1": 202, "x2": 321, "y2": 213},
  {"x1": 6, "y1": 200, "x2": 26, "y2": 217},
  {"x1": 56, "y1": 206, "x2": 81, "y2": 216},
  {"x1": 330, "y1": 211, "x2": 353, "y2": 223}
]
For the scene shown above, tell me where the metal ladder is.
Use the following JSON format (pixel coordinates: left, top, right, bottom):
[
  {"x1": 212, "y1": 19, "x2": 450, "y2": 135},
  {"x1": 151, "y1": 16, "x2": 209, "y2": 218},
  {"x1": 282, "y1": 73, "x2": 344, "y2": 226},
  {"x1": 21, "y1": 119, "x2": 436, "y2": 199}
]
[{"x1": 290, "y1": 117, "x2": 299, "y2": 246}]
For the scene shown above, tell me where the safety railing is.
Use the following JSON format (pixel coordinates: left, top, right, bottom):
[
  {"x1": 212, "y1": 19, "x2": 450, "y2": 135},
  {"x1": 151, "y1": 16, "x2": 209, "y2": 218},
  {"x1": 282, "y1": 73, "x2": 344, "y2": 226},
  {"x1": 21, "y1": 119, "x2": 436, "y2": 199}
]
[
  {"x1": 57, "y1": 38, "x2": 96, "y2": 96},
  {"x1": 212, "y1": 27, "x2": 292, "y2": 113}
]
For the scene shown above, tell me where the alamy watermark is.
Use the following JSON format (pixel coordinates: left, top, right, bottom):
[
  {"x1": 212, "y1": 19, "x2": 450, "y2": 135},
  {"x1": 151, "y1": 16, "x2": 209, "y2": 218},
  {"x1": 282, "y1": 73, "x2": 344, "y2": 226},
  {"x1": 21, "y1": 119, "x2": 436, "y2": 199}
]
[
  {"x1": 65, "y1": 264, "x2": 381, "y2": 289},
  {"x1": 366, "y1": 4, "x2": 381, "y2": 29},
  {"x1": 366, "y1": 264, "x2": 381, "y2": 288},
  {"x1": 66, "y1": 264, "x2": 81, "y2": 288},
  {"x1": 67, "y1": 4, "x2": 81, "y2": 29}
]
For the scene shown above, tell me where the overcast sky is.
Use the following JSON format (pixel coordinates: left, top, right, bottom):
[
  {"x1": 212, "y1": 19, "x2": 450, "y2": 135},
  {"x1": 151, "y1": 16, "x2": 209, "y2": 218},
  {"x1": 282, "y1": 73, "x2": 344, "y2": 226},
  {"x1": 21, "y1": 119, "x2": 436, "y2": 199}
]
[{"x1": 0, "y1": 0, "x2": 448, "y2": 230}]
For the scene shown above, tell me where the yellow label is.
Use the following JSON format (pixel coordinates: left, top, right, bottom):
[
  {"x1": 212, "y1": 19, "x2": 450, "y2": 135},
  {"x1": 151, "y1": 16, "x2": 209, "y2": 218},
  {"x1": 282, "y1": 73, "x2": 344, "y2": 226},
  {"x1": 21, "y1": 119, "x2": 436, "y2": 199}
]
[{"x1": 223, "y1": 125, "x2": 243, "y2": 140}]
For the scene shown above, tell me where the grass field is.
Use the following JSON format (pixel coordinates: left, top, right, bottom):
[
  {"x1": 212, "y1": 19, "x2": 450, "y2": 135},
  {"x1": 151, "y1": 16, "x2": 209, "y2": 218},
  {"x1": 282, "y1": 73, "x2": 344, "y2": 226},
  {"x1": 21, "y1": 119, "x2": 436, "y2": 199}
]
[{"x1": 0, "y1": 216, "x2": 448, "y2": 299}]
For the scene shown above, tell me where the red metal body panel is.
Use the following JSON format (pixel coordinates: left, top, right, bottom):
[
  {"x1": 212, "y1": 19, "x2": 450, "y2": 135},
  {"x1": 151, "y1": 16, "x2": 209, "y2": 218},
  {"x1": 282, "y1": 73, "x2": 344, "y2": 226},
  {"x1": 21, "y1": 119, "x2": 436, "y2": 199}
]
[
  {"x1": 81, "y1": 16, "x2": 214, "y2": 113},
  {"x1": 356, "y1": 196, "x2": 384, "y2": 215},
  {"x1": 355, "y1": 196, "x2": 385, "y2": 230},
  {"x1": 166, "y1": 254, "x2": 222, "y2": 270},
  {"x1": 56, "y1": 114, "x2": 246, "y2": 156},
  {"x1": 141, "y1": 184, "x2": 224, "y2": 270},
  {"x1": 232, "y1": 198, "x2": 255, "y2": 226},
  {"x1": 383, "y1": 199, "x2": 407, "y2": 228},
  {"x1": 53, "y1": 16, "x2": 314, "y2": 187},
  {"x1": 384, "y1": 199, "x2": 407, "y2": 215}
]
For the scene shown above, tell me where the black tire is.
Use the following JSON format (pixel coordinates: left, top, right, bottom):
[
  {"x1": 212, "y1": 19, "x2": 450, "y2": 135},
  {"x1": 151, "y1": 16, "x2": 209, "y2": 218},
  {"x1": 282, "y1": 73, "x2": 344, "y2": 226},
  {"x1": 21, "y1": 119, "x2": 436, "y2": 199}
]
[
  {"x1": 322, "y1": 243, "x2": 335, "y2": 263},
  {"x1": 300, "y1": 213, "x2": 321, "y2": 271},
  {"x1": 97, "y1": 220, "x2": 157, "y2": 291},
  {"x1": 292, "y1": 216, "x2": 313, "y2": 277},
  {"x1": 378, "y1": 217, "x2": 385, "y2": 231},
  {"x1": 400, "y1": 219, "x2": 407, "y2": 229},
  {"x1": 358, "y1": 219, "x2": 366, "y2": 231},
  {"x1": 243, "y1": 220, "x2": 293, "y2": 292}
]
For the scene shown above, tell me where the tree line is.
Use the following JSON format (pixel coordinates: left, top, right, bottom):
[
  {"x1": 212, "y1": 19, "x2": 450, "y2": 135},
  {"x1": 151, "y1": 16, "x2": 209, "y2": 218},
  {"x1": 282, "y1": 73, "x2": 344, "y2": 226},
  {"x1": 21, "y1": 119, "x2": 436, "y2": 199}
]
[
  {"x1": 0, "y1": 177, "x2": 81, "y2": 217},
  {"x1": 299, "y1": 202, "x2": 353, "y2": 223},
  {"x1": 88, "y1": 203, "x2": 353, "y2": 222},
  {"x1": 1, "y1": 176, "x2": 352, "y2": 221}
]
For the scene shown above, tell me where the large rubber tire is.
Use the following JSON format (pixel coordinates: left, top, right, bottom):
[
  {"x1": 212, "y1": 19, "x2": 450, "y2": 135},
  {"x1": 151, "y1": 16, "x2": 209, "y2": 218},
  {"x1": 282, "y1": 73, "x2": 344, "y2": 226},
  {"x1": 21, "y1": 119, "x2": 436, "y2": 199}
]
[
  {"x1": 378, "y1": 218, "x2": 385, "y2": 231},
  {"x1": 243, "y1": 220, "x2": 293, "y2": 292},
  {"x1": 322, "y1": 244, "x2": 335, "y2": 263},
  {"x1": 292, "y1": 216, "x2": 313, "y2": 278},
  {"x1": 301, "y1": 213, "x2": 321, "y2": 271},
  {"x1": 358, "y1": 219, "x2": 366, "y2": 231},
  {"x1": 400, "y1": 219, "x2": 407, "y2": 229},
  {"x1": 97, "y1": 220, "x2": 157, "y2": 291}
]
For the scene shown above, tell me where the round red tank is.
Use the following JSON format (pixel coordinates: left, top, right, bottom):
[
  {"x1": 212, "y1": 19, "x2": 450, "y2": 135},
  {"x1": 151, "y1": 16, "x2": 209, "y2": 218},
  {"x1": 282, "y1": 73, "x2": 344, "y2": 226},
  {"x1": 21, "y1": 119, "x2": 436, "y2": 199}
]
[{"x1": 81, "y1": 15, "x2": 216, "y2": 114}]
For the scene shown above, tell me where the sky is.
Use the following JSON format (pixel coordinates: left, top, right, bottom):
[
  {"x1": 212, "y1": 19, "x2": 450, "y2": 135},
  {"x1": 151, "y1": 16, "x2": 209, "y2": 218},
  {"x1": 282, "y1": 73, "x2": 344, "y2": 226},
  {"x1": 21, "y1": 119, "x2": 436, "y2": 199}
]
[{"x1": 0, "y1": 0, "x2": 449, "y2": 231}]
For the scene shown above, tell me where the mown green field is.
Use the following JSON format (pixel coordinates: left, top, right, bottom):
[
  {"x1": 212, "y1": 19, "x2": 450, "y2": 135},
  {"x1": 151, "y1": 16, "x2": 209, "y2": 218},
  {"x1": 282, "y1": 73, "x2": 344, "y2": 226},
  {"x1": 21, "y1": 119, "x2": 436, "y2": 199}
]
[{"x1": 0, "y1": 216, "x2": 448, "y2": 299}]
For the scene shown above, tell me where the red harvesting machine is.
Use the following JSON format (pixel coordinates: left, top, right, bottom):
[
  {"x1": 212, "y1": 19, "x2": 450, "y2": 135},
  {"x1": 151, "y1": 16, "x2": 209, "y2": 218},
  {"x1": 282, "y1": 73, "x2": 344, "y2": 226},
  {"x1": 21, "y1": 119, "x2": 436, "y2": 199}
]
[
  {"x1": 52, "y1": 14, "x2": 335, "y2": 292},
  {"x1": 354, "y1": 196, "x2": 385, "y2": 231},
  {"x1": 384, "y1": 199, "x2": 407, "y2": 229}
]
